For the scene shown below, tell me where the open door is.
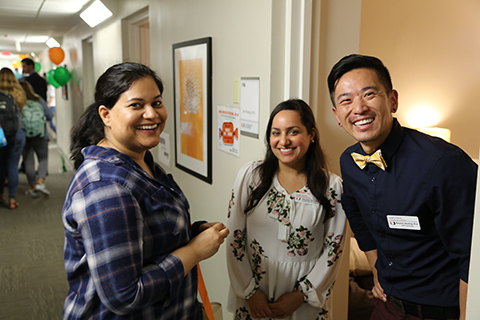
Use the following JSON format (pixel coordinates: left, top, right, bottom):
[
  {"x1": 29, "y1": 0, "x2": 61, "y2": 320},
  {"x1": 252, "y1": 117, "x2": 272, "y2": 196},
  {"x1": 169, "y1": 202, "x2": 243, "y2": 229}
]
[{"x1": 122, "y1": 7, "x2": 150, "y2": 65}]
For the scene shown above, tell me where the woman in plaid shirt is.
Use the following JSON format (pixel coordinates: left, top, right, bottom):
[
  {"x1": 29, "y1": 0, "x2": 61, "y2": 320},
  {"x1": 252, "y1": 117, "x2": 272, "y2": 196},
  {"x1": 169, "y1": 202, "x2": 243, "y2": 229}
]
[{"x1": 62, "y1": 62, "x2": 229, "y2": 319}]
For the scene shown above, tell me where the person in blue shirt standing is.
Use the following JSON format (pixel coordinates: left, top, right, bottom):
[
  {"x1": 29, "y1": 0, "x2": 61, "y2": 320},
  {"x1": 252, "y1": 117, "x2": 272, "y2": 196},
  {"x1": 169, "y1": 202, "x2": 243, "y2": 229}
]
[
  {"x1": 62, "y1": 62, "x2": 229, "y2": 319},
  {"x1": 327, "y1": 54, "x2": 477, "y2": 320}
]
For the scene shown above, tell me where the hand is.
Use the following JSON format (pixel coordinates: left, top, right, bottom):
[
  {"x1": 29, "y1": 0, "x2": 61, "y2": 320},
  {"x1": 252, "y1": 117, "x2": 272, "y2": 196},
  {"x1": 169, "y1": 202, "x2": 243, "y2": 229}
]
[
  {"x1": 268, "y1": 290, "x2": 304, "y2": 318},
  {"x1": 199, "y1": 222, "x2": 220, "y2": 233},
  {"x1": 246, "y1": 290, "x2": 274, "y2": 319},
  {"x1": 371, "y1": 268, "x2": 387, "y2": 302},
  {"x1": 189, "y1": 222, "x2": 229, "y2": 261}
]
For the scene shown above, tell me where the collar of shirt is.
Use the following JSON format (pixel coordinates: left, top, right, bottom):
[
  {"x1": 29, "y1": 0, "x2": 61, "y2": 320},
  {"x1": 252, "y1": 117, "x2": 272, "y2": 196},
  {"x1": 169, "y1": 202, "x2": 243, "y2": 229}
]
[{"x1": 81, "y1": 145, "x2": 181, "y2": 194}]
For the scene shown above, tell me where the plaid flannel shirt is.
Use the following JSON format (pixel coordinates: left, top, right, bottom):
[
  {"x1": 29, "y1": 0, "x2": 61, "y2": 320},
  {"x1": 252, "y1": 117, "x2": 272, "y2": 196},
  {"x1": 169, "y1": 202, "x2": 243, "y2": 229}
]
[{"x1": 62, "y1": 146, "x2": 202, "y2": 319}]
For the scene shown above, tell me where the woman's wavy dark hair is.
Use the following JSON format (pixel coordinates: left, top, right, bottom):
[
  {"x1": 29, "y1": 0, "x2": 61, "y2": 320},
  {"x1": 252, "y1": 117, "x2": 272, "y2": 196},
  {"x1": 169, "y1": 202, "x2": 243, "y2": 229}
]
[
  {"x1": 245, "y1": 99, "x2": 330, "y2": 213},
  {"x1": 70, "y1": 62, "x2": 164, "y2": 170}
]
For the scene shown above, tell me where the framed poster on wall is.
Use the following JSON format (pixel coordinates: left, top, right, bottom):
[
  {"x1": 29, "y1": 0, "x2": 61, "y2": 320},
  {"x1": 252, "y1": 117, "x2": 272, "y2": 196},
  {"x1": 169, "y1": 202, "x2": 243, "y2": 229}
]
[{"x1": 172, "y1": 37, "x2": 212, "y2": 184}]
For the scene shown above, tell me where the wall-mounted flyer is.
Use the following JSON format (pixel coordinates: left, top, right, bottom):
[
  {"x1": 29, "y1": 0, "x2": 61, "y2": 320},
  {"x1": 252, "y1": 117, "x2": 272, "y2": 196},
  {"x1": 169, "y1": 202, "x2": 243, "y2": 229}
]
[
  {"x1": 240, "y1": 77, "x2": 260, "y2": 138},
  {"x1": 158, "y1": 132, "x2": 171, "y2": 166},
  {"x1": 217, "y1": 105, "x2": 240, "y2": 157}
]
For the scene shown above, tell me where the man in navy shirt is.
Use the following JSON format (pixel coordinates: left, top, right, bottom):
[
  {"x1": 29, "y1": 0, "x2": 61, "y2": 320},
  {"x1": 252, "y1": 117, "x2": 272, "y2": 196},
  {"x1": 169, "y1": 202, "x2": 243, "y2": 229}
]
[
  {"x1": 21, "y1": 58, "x2": 47, "y2": 101},
  {"x1": 328, "y1": 54, "x2": 477, "y2": 320}
]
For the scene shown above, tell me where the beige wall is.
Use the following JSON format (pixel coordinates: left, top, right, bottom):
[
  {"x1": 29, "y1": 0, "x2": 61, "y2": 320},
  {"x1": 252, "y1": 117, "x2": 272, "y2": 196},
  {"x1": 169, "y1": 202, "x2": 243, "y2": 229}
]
[
  {"x1": 317, "y1": 0, "x2": 480, "y2": 175},
  {"x1": 360, "y1": 0, "x2": 480, "y2": 160},
  {"x1": 313, "y1": 1, "x2": 480, "y2": 318}
]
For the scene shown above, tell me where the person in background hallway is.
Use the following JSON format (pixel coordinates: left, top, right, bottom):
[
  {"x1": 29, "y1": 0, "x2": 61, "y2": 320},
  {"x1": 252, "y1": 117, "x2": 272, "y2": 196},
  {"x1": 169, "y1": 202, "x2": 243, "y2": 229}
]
[
  {"x1": 21, "y1": 57, "x2": 47, "y2": 101},
  {"x1": 46, "y1": 82, "x2": 56, "y2": 134},
  {"x1": 19, "y1": 81, "x2": 53, "y2": 198},
  {"x1": 328, "y1": 54, "x2": 478, "y2": 320},
  {"x1": 226, "y1": 99, "x2": 347, "y2": 320},
  {"x1": 62, "y1": 62, "x2": 229, "y2": 320},
  {"x1": 0, "y1": 67, "x2": 26, "y2": 209}
]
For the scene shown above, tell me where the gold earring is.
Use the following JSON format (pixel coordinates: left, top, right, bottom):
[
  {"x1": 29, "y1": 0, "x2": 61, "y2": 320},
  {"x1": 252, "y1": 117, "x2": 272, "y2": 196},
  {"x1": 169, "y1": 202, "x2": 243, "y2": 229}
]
[{"x1": 311, "y1": 139, "x2": 314, "y2": 143}]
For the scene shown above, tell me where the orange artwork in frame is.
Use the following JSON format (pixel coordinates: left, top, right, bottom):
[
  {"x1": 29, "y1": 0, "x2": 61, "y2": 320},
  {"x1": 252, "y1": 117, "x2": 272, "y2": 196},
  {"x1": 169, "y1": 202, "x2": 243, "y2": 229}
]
[{"x1": 173, "y1": 37, "x2": 212, "y2": 184}]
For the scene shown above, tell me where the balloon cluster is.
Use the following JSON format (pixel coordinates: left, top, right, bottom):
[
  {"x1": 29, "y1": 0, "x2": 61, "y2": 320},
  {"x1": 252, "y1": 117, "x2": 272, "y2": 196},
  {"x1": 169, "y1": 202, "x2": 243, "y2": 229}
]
[
  {"x1": 47, "y1": 67, "x2": 70, "y2": 88},
  {"x1": 47, "y1": 47, "x2": 71, "y2": 88}
]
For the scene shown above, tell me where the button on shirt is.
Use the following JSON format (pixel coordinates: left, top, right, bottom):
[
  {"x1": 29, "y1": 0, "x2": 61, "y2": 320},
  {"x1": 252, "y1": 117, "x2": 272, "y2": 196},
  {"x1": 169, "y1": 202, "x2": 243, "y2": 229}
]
[
  {"x1": 62, "y1": 146, "x2": 202, "y2": 320},
  {"x1": 340, "y1": 119, "x2": 477, "y2": 307}
]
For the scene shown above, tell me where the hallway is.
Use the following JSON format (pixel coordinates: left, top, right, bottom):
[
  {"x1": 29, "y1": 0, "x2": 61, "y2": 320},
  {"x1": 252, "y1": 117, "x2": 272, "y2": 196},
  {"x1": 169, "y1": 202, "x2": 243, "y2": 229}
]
[{"x1": 0, "y1": 143, "x2": 74, "y2": 320}]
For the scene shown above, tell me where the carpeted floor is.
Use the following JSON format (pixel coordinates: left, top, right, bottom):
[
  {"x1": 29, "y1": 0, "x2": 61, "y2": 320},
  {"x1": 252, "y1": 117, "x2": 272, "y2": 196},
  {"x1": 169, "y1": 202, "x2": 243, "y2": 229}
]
[{"x1": 0, "y1": 143, "x2": 74, "y2": 320}]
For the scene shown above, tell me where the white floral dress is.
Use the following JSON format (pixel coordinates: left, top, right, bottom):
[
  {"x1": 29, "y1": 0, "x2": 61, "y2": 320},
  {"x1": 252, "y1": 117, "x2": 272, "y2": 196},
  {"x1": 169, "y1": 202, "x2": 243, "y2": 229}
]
[{"x1": 226, "y1": 161, "x2": 346, "y2": 320}]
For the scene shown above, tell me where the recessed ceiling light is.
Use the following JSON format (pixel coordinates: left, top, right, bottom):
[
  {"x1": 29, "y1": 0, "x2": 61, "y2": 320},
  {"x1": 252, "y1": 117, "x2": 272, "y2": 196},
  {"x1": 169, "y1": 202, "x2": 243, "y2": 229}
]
[
  {"x1": 46, "y1": 37, "x2": 61, "y2": 48},
  {"x1": 80, "y1": 0, "x2": 113, "y2": 28}
]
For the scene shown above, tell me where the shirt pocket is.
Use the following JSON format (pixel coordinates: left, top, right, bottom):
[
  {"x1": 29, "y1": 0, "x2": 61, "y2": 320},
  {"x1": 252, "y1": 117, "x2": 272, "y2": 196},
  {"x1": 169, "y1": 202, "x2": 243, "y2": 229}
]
[{"x1": 146, "y1": 186, "x2": 190, "y2": 237}]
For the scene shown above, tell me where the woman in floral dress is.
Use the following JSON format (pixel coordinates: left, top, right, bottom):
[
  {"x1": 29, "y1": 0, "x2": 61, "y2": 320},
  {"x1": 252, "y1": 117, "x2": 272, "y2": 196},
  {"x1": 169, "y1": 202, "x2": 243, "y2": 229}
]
[{"x1": 226, "y1": 99, "x2": 346, "y2": 320}]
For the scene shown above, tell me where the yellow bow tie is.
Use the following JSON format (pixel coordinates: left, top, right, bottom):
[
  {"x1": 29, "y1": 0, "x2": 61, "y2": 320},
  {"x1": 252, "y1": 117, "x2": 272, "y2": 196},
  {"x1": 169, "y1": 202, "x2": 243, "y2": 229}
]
[{"x1": 351, "y1": 150, "x2": 387, "y2": 171}]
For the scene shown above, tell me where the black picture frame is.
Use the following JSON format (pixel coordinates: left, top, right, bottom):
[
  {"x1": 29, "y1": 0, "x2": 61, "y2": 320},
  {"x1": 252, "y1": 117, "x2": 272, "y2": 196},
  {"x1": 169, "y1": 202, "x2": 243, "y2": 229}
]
[
  {"x1": 62, "y1": 84, "x2": 68, "y2": 100},
  {"x1": 172, "y1": 37, "x2": 212, "y2": 184}
]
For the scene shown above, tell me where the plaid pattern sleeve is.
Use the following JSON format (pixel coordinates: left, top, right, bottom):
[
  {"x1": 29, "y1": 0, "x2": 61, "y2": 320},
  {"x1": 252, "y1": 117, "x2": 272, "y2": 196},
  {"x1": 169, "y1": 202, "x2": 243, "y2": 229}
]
[{"x1": 62, "y1": 146, "x2": 202, "y2": 320}]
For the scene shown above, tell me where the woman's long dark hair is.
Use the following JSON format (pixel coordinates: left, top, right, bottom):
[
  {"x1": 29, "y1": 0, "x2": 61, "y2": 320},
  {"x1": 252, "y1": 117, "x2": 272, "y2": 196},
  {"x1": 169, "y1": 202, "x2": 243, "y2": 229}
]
[
  {"x1": 19, "y1": 80, "x2": 40, "y2": 102},
  {"x1": 70, "y1": 62, "x2": 164, "y2": 170},
  {"x1": 245, "y1": 99, "x2": 330, "y2": 213}
]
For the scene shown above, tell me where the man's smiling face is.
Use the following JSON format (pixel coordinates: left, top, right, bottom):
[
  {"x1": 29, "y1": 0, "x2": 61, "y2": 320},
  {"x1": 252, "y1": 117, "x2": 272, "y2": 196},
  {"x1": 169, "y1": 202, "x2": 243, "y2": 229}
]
[{"x1": 332, "y1": 68, "x2": 398, "y2": 154}]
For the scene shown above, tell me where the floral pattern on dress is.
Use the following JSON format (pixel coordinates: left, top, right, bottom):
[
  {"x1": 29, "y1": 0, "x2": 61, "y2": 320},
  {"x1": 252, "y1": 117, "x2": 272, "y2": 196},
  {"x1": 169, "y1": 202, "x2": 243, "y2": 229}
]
[
  {"x1": 298, "y1": 186, "x2": 309, "y2": 194},
  {"x1": 228, "y1": 190, "x2": 235, "y2": 218},
  {"x1": 266, "y1": 188, "x2": 291, "y2": 226},
  {"x1": 296, "y1": 275, "x2": 314, "y2": 303},
  {"x1": 326, "y1": 281, "x2": 335, "y2": 298},
  {"x1": 250, "y1": 239, "x2": 268, "y2": 284},
  {"x1": 234, "y1": 306, "x2": 253, "y2": 320},
  {"x1": 325, "y1": 233, "x2": 343, "y2": 267},
  {"x1": 287, "y1": 225, "x2": 315, "y2": 257},
  {"x1": 316, "y1": 308, "x2": 329, "y2": 320},
  {"x1": 231, "y1": 229, "x2": 246, "y2": 261},
  {"x1": 326, "y1": 187, "x2": 340, "y2": 219}
]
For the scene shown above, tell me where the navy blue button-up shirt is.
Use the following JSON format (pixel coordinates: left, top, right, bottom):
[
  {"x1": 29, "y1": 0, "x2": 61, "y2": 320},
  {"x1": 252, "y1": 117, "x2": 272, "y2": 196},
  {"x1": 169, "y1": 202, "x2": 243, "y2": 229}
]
[{"x1": 340, "y1": 119, "x2": 477, "y2": 307}]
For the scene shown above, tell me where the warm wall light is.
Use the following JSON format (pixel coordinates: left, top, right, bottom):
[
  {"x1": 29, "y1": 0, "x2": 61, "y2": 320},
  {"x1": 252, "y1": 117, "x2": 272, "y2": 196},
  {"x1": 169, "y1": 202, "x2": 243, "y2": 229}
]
[
  {"x1": 46, "y1": 37, "x2": 60, "y2": 48},
  {"x1": 418, "y1": 127, "x2": 451, "y2": 142},
  {"x1": 80, "y1": 0, "x2": 113, "y2": 28},
  {"x1": 406, "y1": 106, "x2": 441, "y2": 128}
]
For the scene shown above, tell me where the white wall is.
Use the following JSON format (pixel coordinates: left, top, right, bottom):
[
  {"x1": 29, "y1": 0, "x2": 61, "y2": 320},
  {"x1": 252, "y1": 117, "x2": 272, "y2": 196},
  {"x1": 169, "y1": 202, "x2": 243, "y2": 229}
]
[{"x1": 149, "y1": 1, "x2": 274, "y2": 316}]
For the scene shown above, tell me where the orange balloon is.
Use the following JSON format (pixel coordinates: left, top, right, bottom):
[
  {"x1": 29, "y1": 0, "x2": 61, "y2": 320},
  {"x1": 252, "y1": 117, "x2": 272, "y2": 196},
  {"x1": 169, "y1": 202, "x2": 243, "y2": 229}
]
[{"x1": 48, "y1": 47, "x2": 65, "y2": 65}]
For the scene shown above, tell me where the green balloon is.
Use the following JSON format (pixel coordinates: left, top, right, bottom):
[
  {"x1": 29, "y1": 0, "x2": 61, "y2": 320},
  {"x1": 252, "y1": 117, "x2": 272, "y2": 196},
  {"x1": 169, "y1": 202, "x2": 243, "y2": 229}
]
[
  {"x1": 35, "y1": 62, "x2": 41, "y2": 72},
  {"x1": 47, "y1": 69, "x2": 61, "y2": 88},
  {"x1": 53, "y1": 67, "x2": 71, "y2": 86}
]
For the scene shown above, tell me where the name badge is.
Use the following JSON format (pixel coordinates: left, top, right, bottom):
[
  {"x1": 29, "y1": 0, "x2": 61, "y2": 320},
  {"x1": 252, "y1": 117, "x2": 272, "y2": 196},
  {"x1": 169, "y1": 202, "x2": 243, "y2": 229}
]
[
  {"x1": 293, "y1": 194, "x2": 317, "y2": 205},
  {"x1": 387, "y1": 215, "x2": 421, "y2": 230}
]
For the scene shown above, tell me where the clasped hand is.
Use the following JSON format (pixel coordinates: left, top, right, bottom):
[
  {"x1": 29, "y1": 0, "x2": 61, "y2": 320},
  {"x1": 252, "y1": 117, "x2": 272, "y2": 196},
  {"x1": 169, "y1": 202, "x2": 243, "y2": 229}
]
[
  {"x1": 247, "y1": 289, "x2": 304, "y2": 319},
  {"x1": 192, "y1": 222, "x2": 229, "y2": 260}
]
